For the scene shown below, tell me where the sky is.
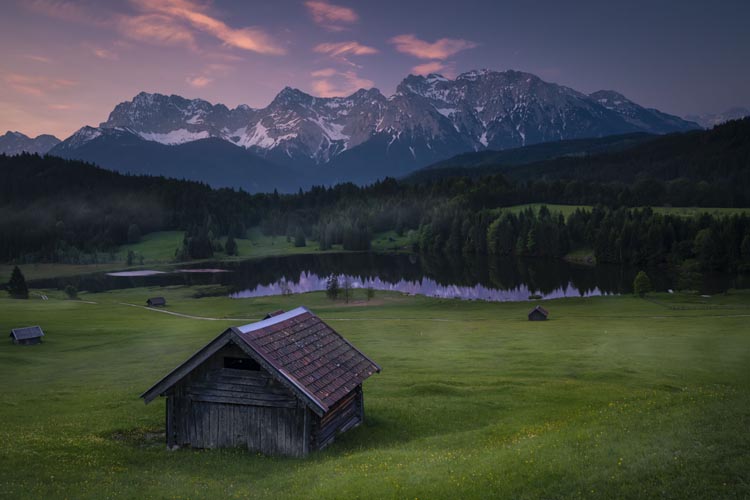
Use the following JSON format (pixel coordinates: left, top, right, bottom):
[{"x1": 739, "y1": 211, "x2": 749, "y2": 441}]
[{"x1": 1, "y1": 0, "x2": 749, "y2": 139}]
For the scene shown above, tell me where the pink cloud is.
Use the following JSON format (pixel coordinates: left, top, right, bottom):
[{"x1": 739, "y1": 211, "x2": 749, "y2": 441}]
[
  {"x1": 49, "y1": 103, "x2": 74, "y2": 110},
  {"x1": 310, "y1": 69, "x2": 373, "y2": 97},
  {"x1": 311, "y1": 68, "x2": 337, "y2": 78},
  {"x1": 390, "y1": 34, "x2": 478, "y2": 60},
  {"x1": 305, "y1": 1, "x2": 358, "y2": 31},
  {"x1": 411, "y1": 61, "x2": 447, "y2": 76},
  {"x1": 24, "y1": 54, "x2": 52, "y2": 63},
  {"x1": 313, "y1": 41, "x2": 378, "y2": 58},
  {"x1": 118, "y1": 14, "x2": 197, "y2": 49},
  {"x1": 130, "y1": 0, "x2": 286, "y2": 55},
  {"x1": 4, "y1": 74, "x2": 77, "y2": 97},
  {"x1": 92, "y1": 48, "x2": 119, "y2": 60},
  {"x1": 185, "y1": 75, "x2": 213, "y2": 88},
  {"x1": 25, "y1": 0, "x2": 111, "y2": 26}
]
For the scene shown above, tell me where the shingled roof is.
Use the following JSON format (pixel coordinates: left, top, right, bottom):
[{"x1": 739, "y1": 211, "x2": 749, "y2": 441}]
[
  {"x1": 141, "y1": 307, "x2": 380, "y2": 415},
  {"x1": 10, "y1": 326, "x2": 45, "y2": 340}
]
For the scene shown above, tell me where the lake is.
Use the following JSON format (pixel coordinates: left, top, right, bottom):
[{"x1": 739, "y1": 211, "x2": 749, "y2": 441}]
[{"x1": 29, "y1": 252, "x2": 750, "y2": 302}]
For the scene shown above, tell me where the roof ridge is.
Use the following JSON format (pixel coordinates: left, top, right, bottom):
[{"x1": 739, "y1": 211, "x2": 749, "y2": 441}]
[{"x1": 236, "y1": 306, "x2": 310, "y2": 334}]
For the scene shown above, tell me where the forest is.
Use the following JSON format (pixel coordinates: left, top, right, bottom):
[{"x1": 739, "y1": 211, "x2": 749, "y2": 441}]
[{"x1": 1, "y1": 118, "x2": 749, "y2": 274}]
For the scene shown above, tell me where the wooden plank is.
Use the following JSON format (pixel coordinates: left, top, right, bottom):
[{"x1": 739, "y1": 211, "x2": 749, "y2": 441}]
[
  {"x1": 166, "y1": 397, "x2": 174, "y2": 447},
  {"x1": 190, "y1": 381, "x2": 292, "y2": 397},
  {"x1": 188, "y1": 394, "x2": 298, "y2": 409}
]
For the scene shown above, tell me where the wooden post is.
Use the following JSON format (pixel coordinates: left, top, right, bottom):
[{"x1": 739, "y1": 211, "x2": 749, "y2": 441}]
[{"x1": 166, "y1": 396, "x2": 175, "y2": 448}]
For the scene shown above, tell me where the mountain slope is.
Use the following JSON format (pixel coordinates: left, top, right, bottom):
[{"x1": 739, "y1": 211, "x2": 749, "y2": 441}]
[
  {"x1": 588, "y1": 91, "x2": 698, "y2": 134},
  {"x1": 405, "y1": 132, "x2": 657, "y2": 183},
  {"x1": 0, "y1": 131, "x2": 60, "y2": 155},
  {"x1": 49, "y1": 127, "x2": 303, "y2": 193}
]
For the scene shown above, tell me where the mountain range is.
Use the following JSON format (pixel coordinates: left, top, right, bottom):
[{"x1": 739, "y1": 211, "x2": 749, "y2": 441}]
[
  {"x1": 0, "y1": 131, "x2": 60, "y2": 155},
  {"x1": 11, "y1": 69, "x2": 704, "y2": 191}
]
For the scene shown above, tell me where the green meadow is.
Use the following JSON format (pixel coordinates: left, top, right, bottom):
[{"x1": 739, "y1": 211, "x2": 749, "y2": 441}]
[{"x1": 1, "y1": 285, "x2": 749, "y2": 499}]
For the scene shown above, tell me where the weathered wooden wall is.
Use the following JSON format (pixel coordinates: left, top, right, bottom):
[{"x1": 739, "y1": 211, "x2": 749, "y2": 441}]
[
  {"x1": 11, "y1": 337, "x2": 42, "y2": 345},
  {"x1": 312, "y1": 385, "x2": 363, "y2": 451},
  {"x1": 166, "y1": 343, "x2": 309, "y2": 457}
]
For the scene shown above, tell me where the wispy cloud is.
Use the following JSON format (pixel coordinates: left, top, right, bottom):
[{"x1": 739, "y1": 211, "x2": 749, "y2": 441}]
[
  {"x1": 129, "y1": 0, "x2": 286, "y2": 55},
  {"x1": 92, "y1": 48, "x2": 119, "y2": 60},
  {"x1": 411, "y1": 61, "x2": 447, "y2": 76},
  {"x1": 185, "y1": 75, "x2": 213, "y2": 88},
  {"x1": 25, "y1": 0, "x2": 111, "y2": 26},
  {"x1": 314, "y1": 41, "x2": 378, "y2": 58},
  {"x1": 27, "y1": 0, "x2": 286, "y2": 55},
  {"x1": 4, "y1": 73, "x2": 77, "y2": 97},
  {"x1": 117, "y1": 14, "x2": 197, "y2": 49},
  {"x1": 24, "y1": 54, "x2": 52, "y2": 63},
  {"x1": 310, "y1": 68, "x2": 373, "y2": 97},
  {"x1": 305, "y1": 1, "x2": 358, "y2": 31},
  {"x1": 390, "y1": 34, "x2": 477, "y2": 60},
  {"x1": 49, "y1": 103, "x2": 74, "y2": 110}
]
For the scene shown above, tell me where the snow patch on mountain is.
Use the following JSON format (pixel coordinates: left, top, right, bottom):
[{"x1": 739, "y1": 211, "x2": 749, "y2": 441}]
[{"x1": 140, "y1": 129, "x2": 210, "y2": 145}]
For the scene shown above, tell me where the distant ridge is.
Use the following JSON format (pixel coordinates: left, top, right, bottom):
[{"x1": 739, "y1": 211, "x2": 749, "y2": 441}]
[{"x1": 0, "y1": 131, "x2": 60, "y2": 155}]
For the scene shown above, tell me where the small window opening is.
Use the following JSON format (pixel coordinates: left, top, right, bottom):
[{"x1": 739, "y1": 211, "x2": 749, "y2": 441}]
[{"x1": 224, "y1": 357, "x2": 260, "y2": 370}]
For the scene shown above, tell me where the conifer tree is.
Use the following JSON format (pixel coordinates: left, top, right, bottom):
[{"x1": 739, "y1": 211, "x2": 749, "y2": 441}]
[{"x1": 8, "y1": 266, "x2": 29, "y2": 299}]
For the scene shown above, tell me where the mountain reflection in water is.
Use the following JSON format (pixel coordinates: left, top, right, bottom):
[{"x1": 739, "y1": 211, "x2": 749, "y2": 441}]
[{"x1": 30, "y1": 252, "x2": 748, "y2": 301}]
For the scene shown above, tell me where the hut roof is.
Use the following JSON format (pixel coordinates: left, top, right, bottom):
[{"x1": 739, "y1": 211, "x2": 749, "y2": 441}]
[
  {"x1": 141, "y1": 307, "x2": 380, "y2": 416},
  {"x1": 10, "y1": 326, "x2": 45, "y2": 340},
  {"x1": 147, "y1": 297, "x2": 166, "y2": 305},
  {"x1": 529, "y1": 305, "x2": 549, "y2": 317},
  {"x1": 263, "y1": 309, "x2": 285, "y2": 319}
]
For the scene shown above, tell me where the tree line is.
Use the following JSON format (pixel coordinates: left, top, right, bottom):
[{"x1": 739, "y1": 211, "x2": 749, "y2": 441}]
[{"x1": 1, "y1": 119, "x2": 749, "y2": 273}]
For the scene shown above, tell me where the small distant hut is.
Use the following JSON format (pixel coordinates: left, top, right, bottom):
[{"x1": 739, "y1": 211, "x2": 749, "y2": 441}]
[
  {"x1": 263, "y1": 310, "x2": 285, "y2": 319},
  {"x1": 141, "y1": 306, "x2": 381, "y2": 456},
  {"x1": 147, "y1": 297, "x2": 166, "y2": 307},
  {"x1": 528, "y1": 305, "x2": 549, "y2": 321},
  {"x1": 10, "y1": 326, "x2": 45, "y2": 345}
]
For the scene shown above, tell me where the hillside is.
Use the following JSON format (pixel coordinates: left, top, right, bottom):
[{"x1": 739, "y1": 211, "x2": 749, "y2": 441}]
[
  {"x1": 406, "y1": 118, "x2": 750, "y2": 204},
  {"x1": 405, "y1": 133, "x2": 656, "y2": 183}
]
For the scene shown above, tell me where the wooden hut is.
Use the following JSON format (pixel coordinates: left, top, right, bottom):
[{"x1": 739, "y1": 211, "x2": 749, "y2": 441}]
[
  {"x1": 263, "y1": 310, "x2": 285, "y2": 319},
  {"x1": 147, "y1": 297, "x2": 166, "y2": 307},
  {"x1": 141, "y1": 306, "x2": 380, "y2": 456},
  {"x1": 528, "y1": 305, "x2": 549, "y2": 321},
  {"x1": 10, "y1": 326, "x2": 44, "y2": 345}
]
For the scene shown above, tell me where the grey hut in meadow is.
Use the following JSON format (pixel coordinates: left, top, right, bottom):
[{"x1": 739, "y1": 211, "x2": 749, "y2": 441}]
[
  {"x1": 141, "y1": 307, "x2": 380, "y2": 456},
  {"x1": 10, "y1": 326, "x2": 44, "y2": 345},
  {"x1": 528, "y1": 305, "x2": 549, "y2": 321},
  {"x1": 147, "y1": 297, "x2": 166, "y2": 307}
]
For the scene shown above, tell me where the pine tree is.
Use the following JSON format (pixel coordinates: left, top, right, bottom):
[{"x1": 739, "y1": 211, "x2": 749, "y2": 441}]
[
  {"x1": 326, "y1": 274, "x2": 340, "y2": 300},
  {"x1": 225, "y1": 235, "x2": 238, "y2": 256},
  {"x1": 294, "y1": 227, "x2": 306, "y2": 247},
  {"x1": 7, "y1": 266, "x2": 29, "y2": 299},
  {"x1": 633, "y1": 270, "x2": 652, "y2": 297}
]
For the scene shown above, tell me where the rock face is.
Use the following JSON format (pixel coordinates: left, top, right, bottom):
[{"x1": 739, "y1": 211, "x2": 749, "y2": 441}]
[
  {"x1": 0, "y1": 131, "x2": 60, "y2": 155},
  {"x1": 50, "y1": 69, "x2": 701, "y2": 189}
]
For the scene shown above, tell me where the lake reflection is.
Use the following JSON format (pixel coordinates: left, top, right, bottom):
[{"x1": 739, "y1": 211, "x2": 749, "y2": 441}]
[
  {"x1": 230, "y1": 270, "x2": 610, "y2": 301},
  {"x1": 31, "y1": 252, "x2": 749, "y2": 302}
]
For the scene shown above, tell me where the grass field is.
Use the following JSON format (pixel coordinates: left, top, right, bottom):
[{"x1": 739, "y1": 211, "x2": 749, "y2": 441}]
[{"x1": 1, "y1": 285, "x2": 749, "y2": 499}]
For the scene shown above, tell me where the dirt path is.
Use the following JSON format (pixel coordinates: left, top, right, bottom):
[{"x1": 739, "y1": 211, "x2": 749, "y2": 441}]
[{"x1": 118, "y1": 302, "x2": 257, "y2": 322}]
